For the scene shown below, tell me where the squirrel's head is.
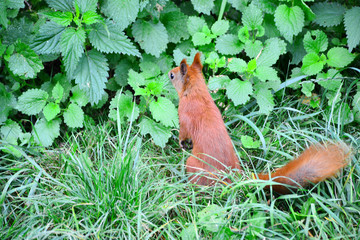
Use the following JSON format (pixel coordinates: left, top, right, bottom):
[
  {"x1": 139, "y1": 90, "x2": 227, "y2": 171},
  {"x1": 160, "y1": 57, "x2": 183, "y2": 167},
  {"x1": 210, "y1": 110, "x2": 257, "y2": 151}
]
[{"x1": 168, "y1": 52, "x2": 203, "y2": 96}]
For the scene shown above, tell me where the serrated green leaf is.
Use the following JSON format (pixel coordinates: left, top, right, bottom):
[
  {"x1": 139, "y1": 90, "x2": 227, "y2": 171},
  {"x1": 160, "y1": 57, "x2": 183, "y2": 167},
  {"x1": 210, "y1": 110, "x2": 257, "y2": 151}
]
[
  {"x1": 9, "y1": 42, "x2": 44, "y2": 79},
  {"x1": 0, "y1": 2, "x2": 8, "y2": 28},
  {"x1": 89, "y1": 20, "x2": 140, "y2": 56},
  {"x1": 128, "y1": 69, "x2": 146, "y2": 90},
  {"x1": 70, "y1": 85, "x2": 89, "y2": 106},
  {"x1": 192, "y1": 32, "x2": 212, "y2": 46},
  {"x1": 102, "y1": 0, "x2": 139, "y2": 30},
  {"x1": 64, "y1": 103, "x2": 84, "y2": 128},
  {"x1": 17, "y1": 89, "x2": 49, "y2": 115},
  {"x1": 215, "y1": 34, "x2": 244, "y2": 55},
  {"x1": 187, "y1": 16, "x2": 206, "y2": 35},
  {"x1": 301, "y1": 52, "x2": 325, "y2": 75},
  {"x1": 31, "y1": 21, "x2": 66, "y2": 54},
  {"x1": 208, "y1": 75, "x2": 231, "y2": 90},
  {"x1": 344, "y1": 7, "x2": 360, "y2": 52},
  {"x1": 6, "y1": 0, "x2": 25, "y2": 9},
  {"x1": 139, "y1": 61, "x2": 161, "y2": 78},
  {"x1": 255, "y1": 66, "x2": 279, "y2": 82},
  {"x1": 242, "y1": 3, "x2": 263, "y2": 30},
  {"x1": 301, "y1": 81, "x2": 314, "y2": 97},
  {"x1": 82, "y1": 11, "x2": 103, "y2": 25},
  {"x1": 139, "y1": 117, "x2": 171, "y2": 148},
  {"x1": 311, "y1": 2, "x2": 345, "y2": 27},
  {"x1": 228, "y1": 58, "x2": 247, "y2": 73},
  {"x1": 108, "y1": 92, "x2": 139, "y2": 122},
  {"x1": 211, "y1": 20, "x2": 229, "y2": 36},
  {"x1": 226, "y1": 79, "x2": 253, "y2": 106},
  {"x1": 241, "y1": 135, "x2": 261, "y2": 149},
  {"x1": 228, "y1": 0, "x2": 248, "y2": 12},
  {"x1": 43, "y1": 102, "x2": 60, "y2": 121},
  {"x1": 191, "y1": 0, "x2": 214, "y2": 15},
  {"x1": 0, "y1": 83, "x2": 16, "y2": 124},
  {"x1": 74, "y1": 50, "x2": 109, "y2": 105},
  {"x1": 254, "y1": 87, "x2": 274, "y2": 114},
  {"x1": 303, "y1": 30, "x2": 328, "y2": 54},
  {"x1": 1, "y1": 120, "x2": 21, "y2": 145},
  {"x1": 238, "y1": 26, "x2": 250, "y2": 43},
  {"x1": 60, "y1": 27, "x2": 85, "y2": 78},
  {"x1": 257, "y1": 37, "x2": 286, "y2": 67},
  {"x1": 161, "y1": 11, "x2": 189, "y2": 43},
  {"x1": 32, "y1": 118, "x2": 61, "y2": 147},
  {"x1": 318, "y1": 79, "x2": 342, "y2": 91},
  {"x1": 132, "y1": 19, "x2": 168, "y2": 58},
  {"x1": 198, "y1": 204, "x2": 226, "y2": 233},
  {"x1": 41, "y1": 11, "x2": 73, "y2": 26},
  {"x1": 149, "y1": 97, "x2": 179, "y2": 127},
  {"x1": 52, "y1": 82, "x2": 64, "y2": 101},
  {"x1": 327, "y1": 47, "x2": 355, "y2": 68},
  {"x1": 274, "y1": 5, "x2": 304, "y2": 42},
  {"x1": 77, "y1": 0, "x2": 97, "y2": 13},
  {"x1": 46, "y1": 0, "x2": 74, "y2": 12},
  {"x1": 244, "y1": 40, "x2": 263, "y2": 58}
]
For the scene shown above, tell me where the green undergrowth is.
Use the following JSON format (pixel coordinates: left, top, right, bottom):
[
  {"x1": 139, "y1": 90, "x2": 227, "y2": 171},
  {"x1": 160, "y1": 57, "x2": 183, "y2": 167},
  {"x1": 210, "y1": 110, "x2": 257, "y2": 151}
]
[{"x1": 1, "y1": 96, "x2": 359, "y2": 239}]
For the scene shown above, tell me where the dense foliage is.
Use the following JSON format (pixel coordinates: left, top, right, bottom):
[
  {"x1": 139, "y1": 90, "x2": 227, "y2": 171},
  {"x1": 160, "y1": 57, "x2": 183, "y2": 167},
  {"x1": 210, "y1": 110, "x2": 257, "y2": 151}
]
[{"x1": 0, "y1": 0, "x2": 359, "y2": 152}]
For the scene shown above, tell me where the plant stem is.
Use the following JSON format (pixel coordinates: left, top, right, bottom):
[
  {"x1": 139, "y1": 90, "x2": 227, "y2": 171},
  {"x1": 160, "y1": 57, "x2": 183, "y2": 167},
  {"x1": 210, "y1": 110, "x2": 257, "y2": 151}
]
[{"x1": 218, "y1": 0, "x2": 227, "y2": 20}]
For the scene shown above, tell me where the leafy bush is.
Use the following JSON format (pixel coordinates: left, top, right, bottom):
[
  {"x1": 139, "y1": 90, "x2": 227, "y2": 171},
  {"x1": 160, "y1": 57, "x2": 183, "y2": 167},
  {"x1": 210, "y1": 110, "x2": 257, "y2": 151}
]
[{"x1": 0, "y1": 0, "x2": 359, "y2": 153}]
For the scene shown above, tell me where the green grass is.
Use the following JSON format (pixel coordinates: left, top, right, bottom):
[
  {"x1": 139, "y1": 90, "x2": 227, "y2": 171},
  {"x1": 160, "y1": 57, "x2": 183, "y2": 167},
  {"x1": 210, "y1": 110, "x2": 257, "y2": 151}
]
[{"x1": 1, "y1": 97, "x2": 359, "y2": 239}]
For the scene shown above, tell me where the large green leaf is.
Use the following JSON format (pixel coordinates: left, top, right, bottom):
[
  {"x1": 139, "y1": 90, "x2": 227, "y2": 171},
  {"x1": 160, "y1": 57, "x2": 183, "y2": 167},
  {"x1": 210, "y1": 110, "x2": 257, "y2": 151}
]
[
  {"x1": 191, "y1": 0, "x2": 214, "y2": 15},
  {"x1": 102, "y1": 0, "x2": 139, "y2": 30},
  {"x1": 274, "y1": 5, "x2": 304, "y2": 42},
  {"x1": 301, "y1": 52, "x2": 325, "y2": 75},
  {"x1": 327, "y1": 47, "x2": 355, "y2": 68},
  {"x1": 139, "y1": 117, "x2": 171, "y2": 148},
  {"x1": 64, "y1": 103, "x2": 84, "y2": 128},
  {"x1": 0, "y1": 1, "x2": 8, "y2": 28},
  {"x1": 31, "y1": 21, "x2": 66, "y2": 54},
  {"x1": 311, "y1": 2, "x2": 346, "y2": 27},
  {"x1": 46, "y1": 0, "x2": 74, "y2": 12},
  {"x1": 60, "y1": 27, "x2": 86, "y2": 78},
  {"x1": 160, "y1": 11, "x2": 189, "y2": 43},
  {"x1": 257, "y1": 37, "x2": 286, "y2": 67},
  {"x1": 43, "y1": 102, "x2": 60, "y2": 121},
  {"x1": 77, "y1": 0, "x2": 97, "y2": 13},
  {"x1": 1, "y1": 120, "x2": 21, "y2": 145},
  {"x1": 89, "y1": 20, "x2": 140, "y2": 56},
  {"x1": 303, "y1": 30, "x2": 328, "y2": 54},
  {"x1": 132, "y1": 19, "x2": 168, "y2": 58},
  {"x1": 226, "y1": 79, "x2": 253, "y2": 106},
  {"x1": 242, "y1": 3, "x2": 263, "y2": 30},
  {"x1": 344, "y1": 7, "x2": 360, "y2": 52},
  {"x1": 215, "y1": 34, "x2": 244, "y2": 55},
  {"x1": 149, "y1": 97, "x2": 179, "y2": 127},
  {"x1": 16, "y1": 89, "x2": 49, "y2": 115},
  {"x1": 32, "y1": 118, "x2": 61, "y2": 147},
  {"x1": 73, "y1": 50, "x2": 109, "y2": 105},
  {"x1": 254, "y1": 87, "x2": 274, "y2": 115},
  {"x1": 9, "y1": 42, "x2": 44, "y2": 79},
  {"x1": 187, "y1": 16, "x2": 206, "y2": 35}
]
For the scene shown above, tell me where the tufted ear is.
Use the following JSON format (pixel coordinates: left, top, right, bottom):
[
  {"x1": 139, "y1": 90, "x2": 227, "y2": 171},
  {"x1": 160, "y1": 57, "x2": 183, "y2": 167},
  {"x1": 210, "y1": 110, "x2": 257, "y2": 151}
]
[
  {"x1": 191, "y1": 52, "x2": 203, "y2": 70},
  {"x1": 180, "y1": 58, "x2": 188, "y2": 76}
]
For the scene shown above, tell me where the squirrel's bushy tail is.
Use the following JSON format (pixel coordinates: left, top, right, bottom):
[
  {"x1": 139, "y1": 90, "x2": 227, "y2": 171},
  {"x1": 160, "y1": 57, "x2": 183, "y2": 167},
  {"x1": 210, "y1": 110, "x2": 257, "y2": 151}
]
[{"x1": 257, "y1": 143, "x2": 351, "y2": 194}]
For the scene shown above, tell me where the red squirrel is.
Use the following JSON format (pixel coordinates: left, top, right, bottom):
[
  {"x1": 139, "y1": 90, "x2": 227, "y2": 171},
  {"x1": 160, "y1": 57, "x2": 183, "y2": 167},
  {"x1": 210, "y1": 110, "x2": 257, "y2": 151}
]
[{"x1": 168, "y1": 52, "x2": 350, "y2": 194}]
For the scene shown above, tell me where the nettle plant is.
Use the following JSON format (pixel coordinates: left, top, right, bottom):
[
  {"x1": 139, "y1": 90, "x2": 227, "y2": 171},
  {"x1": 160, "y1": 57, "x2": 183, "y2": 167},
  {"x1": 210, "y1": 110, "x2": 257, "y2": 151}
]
[{"x1": 0, "y1": 0, "x2": 359, "y2": 153}]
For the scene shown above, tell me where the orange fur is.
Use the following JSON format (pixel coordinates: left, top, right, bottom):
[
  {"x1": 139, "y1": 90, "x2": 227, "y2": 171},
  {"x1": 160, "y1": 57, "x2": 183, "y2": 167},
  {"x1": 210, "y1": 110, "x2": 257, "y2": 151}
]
[{"x1": 168, "y1": 52, "x2": 350, "y2": 192}]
